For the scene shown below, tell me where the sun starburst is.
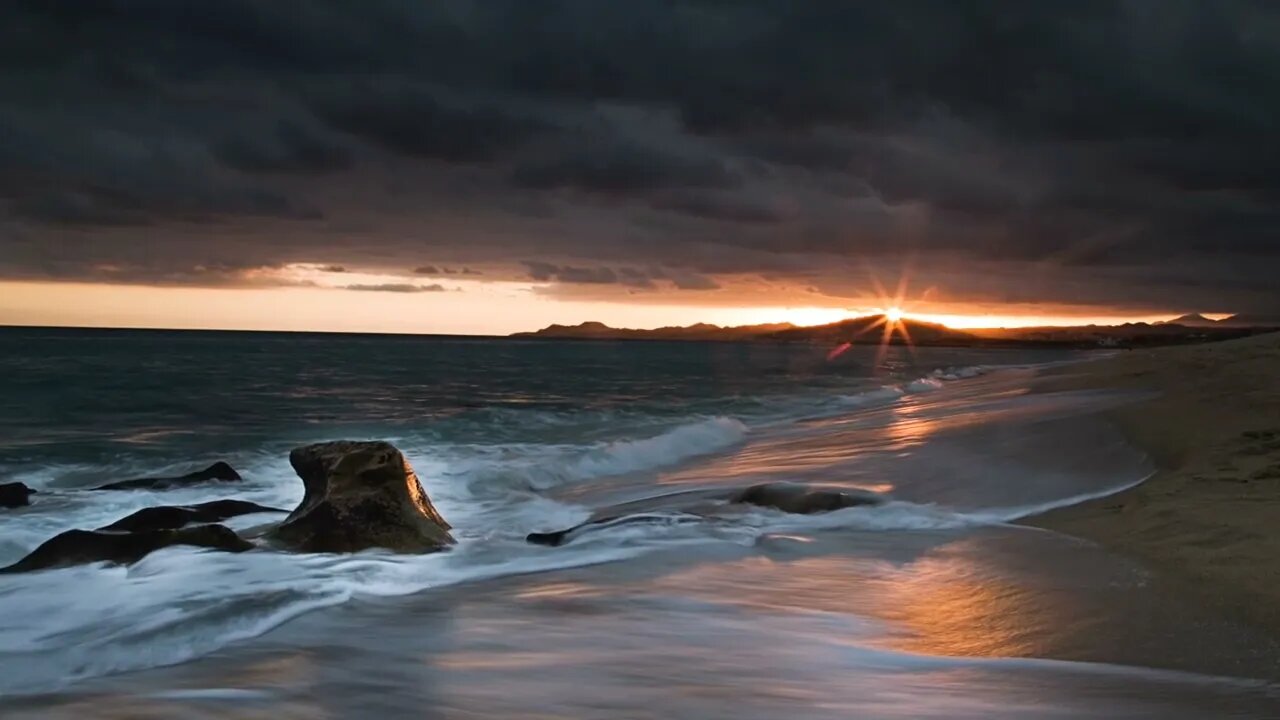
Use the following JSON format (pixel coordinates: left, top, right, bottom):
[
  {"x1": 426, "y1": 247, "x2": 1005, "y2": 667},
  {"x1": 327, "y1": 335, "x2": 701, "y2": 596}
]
[{"x1": 826, "y1": 267, "x2": 919, "y2": 367}]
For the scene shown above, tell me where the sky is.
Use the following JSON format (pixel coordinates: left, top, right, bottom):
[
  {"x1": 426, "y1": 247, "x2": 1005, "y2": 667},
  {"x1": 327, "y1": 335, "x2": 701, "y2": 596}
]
[{"x1": 2, "y1": 1, "x2": 1279, "y2": 334}]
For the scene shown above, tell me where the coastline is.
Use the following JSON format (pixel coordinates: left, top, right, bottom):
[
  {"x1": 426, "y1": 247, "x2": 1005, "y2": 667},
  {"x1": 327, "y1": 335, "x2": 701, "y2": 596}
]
[{"x1": 1025, "y1": 331, "x2": 1280, "y2": 638}]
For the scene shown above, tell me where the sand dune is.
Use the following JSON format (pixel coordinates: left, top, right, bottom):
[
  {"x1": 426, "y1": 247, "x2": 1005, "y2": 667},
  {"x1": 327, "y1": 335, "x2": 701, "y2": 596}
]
[{"x1": 1029, "y1": 331, "x2": 1280, "y2": 637}]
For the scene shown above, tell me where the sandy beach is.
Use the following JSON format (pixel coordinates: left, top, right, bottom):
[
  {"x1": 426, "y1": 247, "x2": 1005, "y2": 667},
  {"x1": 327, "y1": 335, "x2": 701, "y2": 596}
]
[{"x1": 1029, "y1": 331, "x2": 1280, "y2": 637}]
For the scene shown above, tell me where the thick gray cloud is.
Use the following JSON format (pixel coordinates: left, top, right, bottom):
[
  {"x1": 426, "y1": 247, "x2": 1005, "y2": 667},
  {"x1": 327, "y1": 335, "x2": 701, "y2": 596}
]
[
  {"x1": 345, "y1": 283, "x2": 448, "y2": 293},
  {"x1": 521, "y1": 261, "x2": 720, "y2": 292},
  {"x1": 2, "y1": 1, "x2": 1278, "y2": 313},
  {"x1": 525, "y1": 261, "x2": 617, "y2": 285},
  {"x1": 525, "y1": 261, "x2": 644, "y2": 288}
]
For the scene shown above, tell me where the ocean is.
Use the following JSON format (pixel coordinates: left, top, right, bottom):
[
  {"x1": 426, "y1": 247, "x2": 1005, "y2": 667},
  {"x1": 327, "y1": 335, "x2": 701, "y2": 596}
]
[{"x1": 1, "y1": 327, "x2": 1278, "y2": 718}]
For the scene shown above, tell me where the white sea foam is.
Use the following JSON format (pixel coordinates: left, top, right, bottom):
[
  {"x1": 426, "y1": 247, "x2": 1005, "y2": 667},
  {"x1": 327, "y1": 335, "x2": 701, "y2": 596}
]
[
  {"x1": 930, "y1": 365, "x2": 989, "y2": 381},
  {"x1": 904, "y1": 377, "x2": 945, "y2": 393},
  {"x1": 963, "y1": 471, "x2": 1155, "y2": 525},
  {"x1": 566, "y1": 416, "x2": 747, "y2": 478},
  {"x1": 429, "y1": 416, "x2": 748, "y2": 494},
  {"x1": 833, "y1": 365, "x2": 987, "y2": 405},
  {"x1": 0, "y1": 503, "x2": 645, "y2": 695},
  {"x1": 835, "y1": 386, "x2": 906, "y2": 406}
]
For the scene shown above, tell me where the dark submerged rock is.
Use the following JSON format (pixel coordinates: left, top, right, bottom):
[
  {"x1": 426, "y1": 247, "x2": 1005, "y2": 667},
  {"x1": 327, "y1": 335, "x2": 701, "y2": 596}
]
[
  {"x1": 93, "y1": 461, "x2": 242, "y2": 491},
  {"x1": 730, "y1": 482, "x2": 882, "y2": 513},
  {"x1": 0, "y1": 525, "x2": 252, "y2": 574},
  {"x1": 266, "y1": 441, "x2": 454, "y2": 554},
  {"x1": 97, "y1": 499, "x2": 286, "y2": 533},
  {"x1": 527, "y1": 482, "x2": 884, "y2": 547},
  {"x1": 0, "y1": 482, "x2": 35, "y2": 508},
  {"x1": 526, "y1": 529, "x2": 573, "y2": 547},
  {"x1": 526, "y1": 512, "x2": 705, "y2": 547}
]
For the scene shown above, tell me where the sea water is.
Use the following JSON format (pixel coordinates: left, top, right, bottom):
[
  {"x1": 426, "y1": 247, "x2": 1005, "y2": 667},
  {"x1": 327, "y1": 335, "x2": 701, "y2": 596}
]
[{"x1": 1, "y1": 327, "x2": 1278, "y2": 718}]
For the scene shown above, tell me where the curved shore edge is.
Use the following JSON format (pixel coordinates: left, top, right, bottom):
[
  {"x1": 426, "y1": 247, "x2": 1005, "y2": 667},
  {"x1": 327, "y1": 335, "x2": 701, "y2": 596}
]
[{"x1": 1021, "y1": 330, "x2": 1280, "y2": 640}]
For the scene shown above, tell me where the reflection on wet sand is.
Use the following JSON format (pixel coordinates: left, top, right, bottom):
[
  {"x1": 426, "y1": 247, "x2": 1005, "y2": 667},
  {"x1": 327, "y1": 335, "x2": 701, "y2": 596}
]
[
  {"x1": 878, "y1": 553, "x2": 1048, "y2": 658},
  {"x1": 638, "y1": 540, "x2": 1053, "y2": 660}
]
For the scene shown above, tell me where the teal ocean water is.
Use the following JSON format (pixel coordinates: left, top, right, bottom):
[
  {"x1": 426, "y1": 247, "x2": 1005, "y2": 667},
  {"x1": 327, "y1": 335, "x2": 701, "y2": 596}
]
[{"x1": 2, "y1": 327, "x2": 1278, "y2": 718}]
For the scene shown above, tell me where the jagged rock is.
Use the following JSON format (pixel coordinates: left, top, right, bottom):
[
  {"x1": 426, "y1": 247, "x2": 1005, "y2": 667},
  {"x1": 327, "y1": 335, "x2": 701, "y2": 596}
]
[
  {"x1": 0, "y1": 525, "x2": 253, "y2": 574},
  {"x1": 92, "y1": 461, "x2": 242, "y2": 491},
  {"x1": 0, "y1": 482, "x2": 35, "y2": 508},
  {"x1": 97, "y1": 499, "x2": 286, "y2": 533},
  {"x1": 266, "y1": 441, "x2": 454, "y2": 554},
  {"x1": 527, "y1": 482, "x2": 884, "y2": 547}
]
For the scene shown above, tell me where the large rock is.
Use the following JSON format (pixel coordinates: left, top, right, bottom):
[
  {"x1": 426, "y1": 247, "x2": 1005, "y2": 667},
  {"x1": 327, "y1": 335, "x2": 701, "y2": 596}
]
[
  {"x1": 266, "y1": 441, "x2": 454, "y2": 554},
  {"x1": 0, "y1": 482, "x2": 35, "y2": 508},
  {"x1": 97, "y1": 499, "x2": 286, "y2": 533},
  {"x1": 0, "y1": 525, "x2": 252, "y2": 574},
  {"x1": 93, "y1": 461, "x2": 242, "y2": 491}
]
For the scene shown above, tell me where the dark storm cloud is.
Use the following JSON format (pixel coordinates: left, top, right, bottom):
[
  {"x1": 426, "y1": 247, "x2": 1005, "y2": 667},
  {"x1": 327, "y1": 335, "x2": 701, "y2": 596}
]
[
  {"x1": 2, "y1": 1, "x2": 1279, "y2": 312},
  {"x1": 511, "y1": 133, "x2": 739, "y2": 193},
  {"x1": 309, "y1": 80, "x2": 554, "y2": 163},
  {"x1": 649, "y1": 189, "x2": 791, "y2": 224},
  {"x1": 214, "y1": 121, "x2": 353, "y2": 176}
]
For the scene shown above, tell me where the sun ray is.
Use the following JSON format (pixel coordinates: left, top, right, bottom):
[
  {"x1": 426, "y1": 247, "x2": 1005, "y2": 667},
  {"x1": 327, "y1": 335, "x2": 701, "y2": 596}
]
[
  {"x1": 874, "y1": 315, "x2": 895, "y2": 368},
  {"x1": 895, "y1": 318, "x2": 917, "y2": 361},
  {"x1": 828, "y1": 262, "x2": 927, "y2": 370}
]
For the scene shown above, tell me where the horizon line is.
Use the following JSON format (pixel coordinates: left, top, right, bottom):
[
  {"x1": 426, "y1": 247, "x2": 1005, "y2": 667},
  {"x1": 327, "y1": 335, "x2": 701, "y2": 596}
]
[{"x1": 0, "y1": 311, "x2": 1232, "y2": 338}]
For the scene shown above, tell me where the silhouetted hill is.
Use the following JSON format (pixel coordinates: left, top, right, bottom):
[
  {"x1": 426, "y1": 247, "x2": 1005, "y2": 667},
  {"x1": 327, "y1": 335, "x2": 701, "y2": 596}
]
[
  {"x1": 1149, "y1": 313, "x2": 1280, "y2": 329},
  {"x1": 1159, "y1": 313, "x2": 1221, "y2": 327},
  {"x1": 1219, "y1": 314, "x2": 1280, "y2": 328},
  {"x1": 761, "y1": 316, "x2": 975, "y2": 345}
]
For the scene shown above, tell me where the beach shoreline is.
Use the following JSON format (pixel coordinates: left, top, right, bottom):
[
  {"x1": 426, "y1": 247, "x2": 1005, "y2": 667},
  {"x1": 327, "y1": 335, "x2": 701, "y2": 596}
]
[{"x1": 1024, "y1": 331, "x2": 1280, "y2": 643}]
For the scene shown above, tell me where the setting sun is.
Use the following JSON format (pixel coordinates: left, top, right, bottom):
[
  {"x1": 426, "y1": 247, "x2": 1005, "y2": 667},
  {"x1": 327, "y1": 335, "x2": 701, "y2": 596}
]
[{"x1": 885, "y1": 306, "x2": 905, "y2": 324}]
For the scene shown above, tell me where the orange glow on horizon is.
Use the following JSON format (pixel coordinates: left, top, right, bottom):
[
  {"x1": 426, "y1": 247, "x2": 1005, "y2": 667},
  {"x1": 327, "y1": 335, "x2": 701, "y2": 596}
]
[
  {"x1": 895, "y1": 310, "x2": 1178, "y2": 329},
  {"x1": 0, "y1": 279, "x2": 1213, "y2": 335}
]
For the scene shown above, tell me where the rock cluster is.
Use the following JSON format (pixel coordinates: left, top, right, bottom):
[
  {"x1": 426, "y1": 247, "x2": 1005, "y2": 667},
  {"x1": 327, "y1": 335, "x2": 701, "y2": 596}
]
[{"x1": 2, "y1": 442, "x2": 454, "y2": 573}]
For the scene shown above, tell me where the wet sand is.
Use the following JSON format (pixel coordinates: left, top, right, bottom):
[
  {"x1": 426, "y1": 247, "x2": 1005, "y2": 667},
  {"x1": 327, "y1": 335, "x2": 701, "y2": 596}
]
[
  {"x1": 1028, "y1": 331, "x2": 1280, "y2": 640},
  {"x1": 8, "y1": 531, "x2": 1280, "y2": 719}
]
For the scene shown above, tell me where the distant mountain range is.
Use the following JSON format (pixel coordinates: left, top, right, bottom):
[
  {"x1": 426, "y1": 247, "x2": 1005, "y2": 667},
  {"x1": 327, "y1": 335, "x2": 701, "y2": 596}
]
[
  {"x1": 513, "y1": 313, "x2": 1280, "y2": 348},
  {"x1": 511, "y1": 320, "x2": 799, "y2": 341},
  {"x1": 515, "y1": 316, "x2": 974, "y2": 345}
]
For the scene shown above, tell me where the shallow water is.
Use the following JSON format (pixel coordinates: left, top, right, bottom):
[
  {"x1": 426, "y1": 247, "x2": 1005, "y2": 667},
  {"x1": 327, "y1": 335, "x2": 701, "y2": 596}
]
[{"x1": 2, "y1": 328, "x2": 1278, "y2": 717}]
